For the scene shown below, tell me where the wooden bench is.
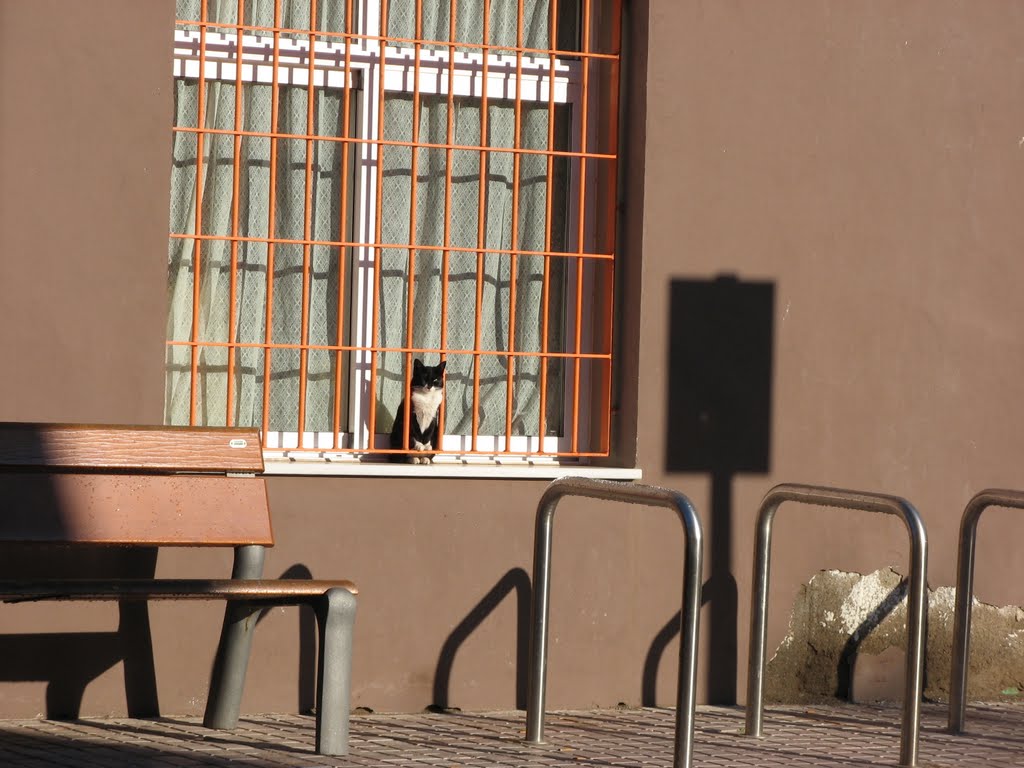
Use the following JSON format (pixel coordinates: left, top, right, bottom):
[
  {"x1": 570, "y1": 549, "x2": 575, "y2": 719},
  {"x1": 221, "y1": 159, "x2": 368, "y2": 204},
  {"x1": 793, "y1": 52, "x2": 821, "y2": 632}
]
[{"x1": 0, "y1": 422, "x2": 358, "y2": 756}]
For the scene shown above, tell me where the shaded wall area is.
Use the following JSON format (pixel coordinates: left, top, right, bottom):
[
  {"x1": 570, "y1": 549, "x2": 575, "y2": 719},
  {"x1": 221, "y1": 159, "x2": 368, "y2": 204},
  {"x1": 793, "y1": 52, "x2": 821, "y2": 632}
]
[
  {"x1": 640, "y1": 0, "x2": 1024, "y2": 706},
  {"x1": 0, "y1": 0, "x2": 173, "y2": 423},
  {"x1": 665, "y1": 277, "x2": 774, "y2": 703},
  {"x1": 1, "y1": 0, "x2": 1024, "y2": 720},
  {"x1": 0, "y1": 0, "x2": 175, "y2": 717}
]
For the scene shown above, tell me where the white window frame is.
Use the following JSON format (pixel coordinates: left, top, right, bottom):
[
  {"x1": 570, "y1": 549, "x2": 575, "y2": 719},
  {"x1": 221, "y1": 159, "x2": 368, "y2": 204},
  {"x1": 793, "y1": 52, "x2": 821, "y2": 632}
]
[{"x1": 171, "y1": 1, "x2": 616, "y2": 470}]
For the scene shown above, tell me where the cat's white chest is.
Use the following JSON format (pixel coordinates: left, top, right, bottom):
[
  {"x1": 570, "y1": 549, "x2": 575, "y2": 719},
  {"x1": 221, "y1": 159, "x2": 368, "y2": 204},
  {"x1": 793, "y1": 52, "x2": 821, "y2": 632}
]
[{"x1": 410, "y1": 387, "x2": 443, "y2": 432}]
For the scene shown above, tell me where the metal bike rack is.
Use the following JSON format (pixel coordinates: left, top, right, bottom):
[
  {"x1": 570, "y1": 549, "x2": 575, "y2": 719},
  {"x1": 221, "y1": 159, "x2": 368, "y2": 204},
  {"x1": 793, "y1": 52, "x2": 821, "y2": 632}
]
[
  {"x1": 949, "y1": 488, "x2": 1024, "y2": 734},
  {"x1": 744, "y1": 484, "x2": 928, "y2": 768},
  {"x1": 525, "y1": 477, "x2": 704, "y2": 768}
]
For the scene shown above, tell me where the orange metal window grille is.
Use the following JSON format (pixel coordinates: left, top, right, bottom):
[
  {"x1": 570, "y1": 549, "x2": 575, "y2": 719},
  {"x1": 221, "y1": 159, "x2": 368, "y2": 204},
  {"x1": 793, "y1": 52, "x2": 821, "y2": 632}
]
[{"x1": 166, "y1": 0, "x2": 621, "y2": 462}]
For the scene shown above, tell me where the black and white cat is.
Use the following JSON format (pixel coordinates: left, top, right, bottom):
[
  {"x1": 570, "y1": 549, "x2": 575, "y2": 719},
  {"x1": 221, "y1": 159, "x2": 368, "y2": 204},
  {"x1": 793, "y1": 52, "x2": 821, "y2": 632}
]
[{"x1": 389, "y1": 358, "x2": 446, "y2": 464}]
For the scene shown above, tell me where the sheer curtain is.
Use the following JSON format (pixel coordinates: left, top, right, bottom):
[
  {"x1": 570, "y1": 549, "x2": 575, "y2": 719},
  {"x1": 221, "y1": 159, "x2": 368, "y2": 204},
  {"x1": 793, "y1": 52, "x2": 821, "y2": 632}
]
[
  {"x1": 387, "y1": 0, "x2": 553, "y2": 51},
  {"x1": 167, "y1": 0, "x2": 350, "y2": 431},
  {"x1": 378, "y1": 1, "x2": 571, "y2": 440},
  {"x1": 166, "y1": 82, "x2": 350, "y2": 432},
  {"x1": 167, "y1": 0, "x2": 571, "y2": 443},
  {"x1": 375, "y1": 96, "x2": 568, "y2": 439}
]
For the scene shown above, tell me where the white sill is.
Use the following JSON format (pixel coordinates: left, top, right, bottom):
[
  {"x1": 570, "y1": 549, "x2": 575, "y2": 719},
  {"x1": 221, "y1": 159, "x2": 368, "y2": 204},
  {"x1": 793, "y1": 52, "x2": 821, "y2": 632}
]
[{"x1": 261, "y1": 455, "x2": 643, "y2": 480}]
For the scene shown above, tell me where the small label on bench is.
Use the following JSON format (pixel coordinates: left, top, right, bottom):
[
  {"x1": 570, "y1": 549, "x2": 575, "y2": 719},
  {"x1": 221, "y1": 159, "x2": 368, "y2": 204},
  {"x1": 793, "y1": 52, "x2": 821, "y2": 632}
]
[{"x1": 229, "y1": 439, "x2": 248, "y2": 449}]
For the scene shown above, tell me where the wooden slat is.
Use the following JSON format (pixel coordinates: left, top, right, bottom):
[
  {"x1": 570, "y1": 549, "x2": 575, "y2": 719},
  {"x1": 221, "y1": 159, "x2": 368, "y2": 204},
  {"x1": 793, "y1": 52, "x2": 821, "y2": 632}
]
[
  {"x1": 0, "y1": 423, "x2": 264, "y2": 474},
  {"x1": 0, "y1": 474, "x2": 273, "y2": 546},
  {"x1": 0, "y1": 578, "x2": 357, "y2": 601}
]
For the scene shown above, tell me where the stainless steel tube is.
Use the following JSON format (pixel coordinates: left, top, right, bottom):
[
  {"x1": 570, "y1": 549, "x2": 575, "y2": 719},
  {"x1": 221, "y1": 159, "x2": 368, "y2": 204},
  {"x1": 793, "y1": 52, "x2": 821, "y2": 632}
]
[
  {"x1": 948, "y1": 489, "x2": 1024, "y2": 734},
  {"x1": 743, "y1": 484, "x2": 927, "y2": 768},
  {"x1": 524, "y1": 477, "x2": 704, "y2": 768}
]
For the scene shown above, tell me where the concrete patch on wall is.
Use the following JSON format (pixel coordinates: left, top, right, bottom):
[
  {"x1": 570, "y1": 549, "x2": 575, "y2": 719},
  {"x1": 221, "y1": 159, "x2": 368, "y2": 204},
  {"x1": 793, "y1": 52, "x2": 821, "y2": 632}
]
[{"x1": 764, "y1": 567, "x2": 1024, "y2": 704}]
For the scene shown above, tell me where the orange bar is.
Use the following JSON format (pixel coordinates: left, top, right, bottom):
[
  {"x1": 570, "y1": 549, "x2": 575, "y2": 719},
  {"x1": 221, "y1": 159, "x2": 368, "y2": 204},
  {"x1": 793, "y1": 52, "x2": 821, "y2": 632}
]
[
  {"x1": 225, "y1": 0, "x2": 246, "y2": 427},
  {"x1": 172, "y1": 124, "x2": 616, "y2": 162},
  {"x1": 331, "y1": 0, "x2": 355, "y2": 449},
  {"x1": 502, "y1": 0, "x2": 526, "y2": 451},
  {"x1": 295, "y1": 0, "x2": 320, "y2": 447},
  {"x1": 437, "y1": 0, "x2": 459, "y2": 442},
  {"x1": 599, "y1": 0, "x2": 623, "y2": 455},
  {"x1": 470, "y1": 0, "x2": 492, "y2": 452},
  {"x1": 171, "y1": 231, "x2": 615, "y2": 261},
  {"x1": 399, "y1": 0, "x2": 426, "y2": 451},
  {"x1": 189, "y1": 0, "x2": 210, "y2": 426},
  {"x1": 171, "y1": 338, "x2": 612, "y2": 361},
  {"x1": 371, "y1": 447, "x2": 609, "y2": 459},
  {"x1": 260, "y1": 0, "x2": 284, "y2": 445},
  {"x1": 176, "y1": 18, "x2": 620, "y2": 61},
  {"x1": 571, "y1": 0, "x2": 593, "y2": 454},
  {"x1": 372, "y1": 444, "x2": 606, "y2": 456},
  {"x1": 536, "y1": 0, "x2": 560, "y2": 451},
  {"x1": 367, "y1": 0, "x2": 391, "y2": 450}
]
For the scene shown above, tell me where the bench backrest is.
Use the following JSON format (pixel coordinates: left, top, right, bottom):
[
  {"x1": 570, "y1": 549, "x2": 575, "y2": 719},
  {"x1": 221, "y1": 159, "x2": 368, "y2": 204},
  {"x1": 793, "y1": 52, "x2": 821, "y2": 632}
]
[
  {"x1": 0, "y1": 424, "x2": 272, "y2": 547},
  {"x1": 0, "y1": 423, "x2": 264, "y2": 473}
]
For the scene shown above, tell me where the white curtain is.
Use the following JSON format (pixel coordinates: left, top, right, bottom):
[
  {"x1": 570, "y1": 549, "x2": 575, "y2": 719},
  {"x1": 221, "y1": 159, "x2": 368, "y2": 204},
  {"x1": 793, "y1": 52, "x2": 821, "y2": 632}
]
[
  {"x1": 374, "y1": 95, "x2": 568, "y2": 438},
  {"x1": 167, "y1": 0, "x2": 571, "y2": 441},
  {"x1": 166, "y1": 82, "x2": 350, "y2": 431},
  {"x1": 387, "y1": 0, "x2": 552, "y2": 50},
  {"x1": 168, "y1": 0, "x2": 352, "y2": 431}
]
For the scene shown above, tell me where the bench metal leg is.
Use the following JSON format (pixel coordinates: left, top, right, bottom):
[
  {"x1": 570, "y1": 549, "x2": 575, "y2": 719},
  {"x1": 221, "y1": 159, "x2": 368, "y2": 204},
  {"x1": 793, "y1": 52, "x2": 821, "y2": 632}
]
[
  {"x1": 313, "y1": 587, "x2": 358, "y2": 756},
  {"x1": 121, "y1": 547, "x2": 161, "y2": 717},
  {"x1": 949, "y1": 489, "x2": 1024, "y2": 734},
  {"x1": 119, "y1": 601, "x2": 161, "y2": 718},
  {"x1": 203, "y1": 545, "x2": 265, "y2": 730}
]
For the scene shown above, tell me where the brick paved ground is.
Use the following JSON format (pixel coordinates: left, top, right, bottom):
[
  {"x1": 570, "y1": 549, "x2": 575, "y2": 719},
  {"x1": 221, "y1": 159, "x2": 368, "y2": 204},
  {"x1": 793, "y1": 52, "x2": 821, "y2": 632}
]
[{"x1": 0, "y1": 702, "x2": 1020, "y2": 767}]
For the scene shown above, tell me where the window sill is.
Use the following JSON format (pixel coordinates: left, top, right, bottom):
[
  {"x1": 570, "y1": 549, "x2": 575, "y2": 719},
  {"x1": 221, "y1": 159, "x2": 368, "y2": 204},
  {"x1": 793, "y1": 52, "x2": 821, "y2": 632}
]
[{"x1": 261, "y1": 456, "x2": 643, "y2": 480}]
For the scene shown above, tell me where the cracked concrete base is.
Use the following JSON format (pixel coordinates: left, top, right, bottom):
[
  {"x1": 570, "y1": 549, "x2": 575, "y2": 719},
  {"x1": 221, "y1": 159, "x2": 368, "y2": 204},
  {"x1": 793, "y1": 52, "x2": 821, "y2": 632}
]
[{"x1": 764, "y1": 567, "x2": 1024, "y2": 704}]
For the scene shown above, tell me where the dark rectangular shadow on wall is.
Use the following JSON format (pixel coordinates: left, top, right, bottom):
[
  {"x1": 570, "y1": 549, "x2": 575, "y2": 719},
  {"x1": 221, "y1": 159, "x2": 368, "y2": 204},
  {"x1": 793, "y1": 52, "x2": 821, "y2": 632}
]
[
  {"x1": 666, "y1": 276, "x2": 773, "y2": 475},
  {"x1": 664, "y1": 276, "x2": 774, "y2": 704}
]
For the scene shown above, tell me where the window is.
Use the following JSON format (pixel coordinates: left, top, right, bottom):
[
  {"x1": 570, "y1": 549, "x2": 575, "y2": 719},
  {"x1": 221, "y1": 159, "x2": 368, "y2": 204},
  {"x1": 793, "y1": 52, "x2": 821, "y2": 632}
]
[{"x1": 166, "y1": 0, "x2": 621, "y2": 465}]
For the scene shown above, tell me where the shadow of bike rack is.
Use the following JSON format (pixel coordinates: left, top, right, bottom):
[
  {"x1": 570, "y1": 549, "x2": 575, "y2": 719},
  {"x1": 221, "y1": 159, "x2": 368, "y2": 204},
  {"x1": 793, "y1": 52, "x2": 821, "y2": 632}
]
[
  {"x1": 744, "y1": 483, "x2": 928, "y2": 768},
  {"x1": 948, "y1": 488, "x2": 1024, "y2": 735},
  {"x1": 524, "y1": 477, "x2": 704, "y2": 768}
]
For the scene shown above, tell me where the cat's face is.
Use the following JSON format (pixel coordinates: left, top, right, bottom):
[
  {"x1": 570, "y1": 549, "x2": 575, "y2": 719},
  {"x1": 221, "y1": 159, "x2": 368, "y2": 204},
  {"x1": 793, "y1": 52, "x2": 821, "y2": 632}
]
[{"x1": 411, "y1": 359, "x2": 446, "y2": 391}]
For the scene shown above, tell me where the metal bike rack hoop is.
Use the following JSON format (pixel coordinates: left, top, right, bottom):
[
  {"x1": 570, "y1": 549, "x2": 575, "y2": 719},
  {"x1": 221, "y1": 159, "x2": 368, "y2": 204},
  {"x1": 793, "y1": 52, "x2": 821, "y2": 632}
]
[
  {"x1": 525, "y1": 476, "x2": 704, "y2": 768},
  {"x1": 948, "y1": 488, "x2": 1024, "y2": 734},
  {"x1": 744, "y1": 483, "x2": 928, "y2": 768}
]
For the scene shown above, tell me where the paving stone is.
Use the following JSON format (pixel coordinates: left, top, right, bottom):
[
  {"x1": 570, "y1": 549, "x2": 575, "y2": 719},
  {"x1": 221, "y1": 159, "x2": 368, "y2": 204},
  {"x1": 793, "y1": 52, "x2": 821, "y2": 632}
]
[{"x1": 0, "y1": 703, "x2": 1020, "y2": 767}]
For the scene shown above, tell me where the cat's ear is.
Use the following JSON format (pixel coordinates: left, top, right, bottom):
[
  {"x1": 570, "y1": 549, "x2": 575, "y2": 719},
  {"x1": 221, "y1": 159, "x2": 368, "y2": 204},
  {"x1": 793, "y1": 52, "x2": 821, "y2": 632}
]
[
  {"x1": 413, "y1": 358, "x2": 424, "y2": 371},
  {"x1": 437, "y1": 360, "x2": 446, "y2": 375}
]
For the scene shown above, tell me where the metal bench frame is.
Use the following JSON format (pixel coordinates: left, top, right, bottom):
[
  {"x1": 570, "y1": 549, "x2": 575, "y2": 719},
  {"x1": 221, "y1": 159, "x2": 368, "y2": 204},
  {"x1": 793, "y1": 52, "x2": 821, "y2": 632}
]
[
  {"x1": 524, "y1": 477, "x2": 704, "y2": 768},
  {"x1": 744, "y1": 483, "x2": 928, "y2": 768},
  {"x1": 948, "y1": 488, "x2": 1024, "y2": 734}
]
